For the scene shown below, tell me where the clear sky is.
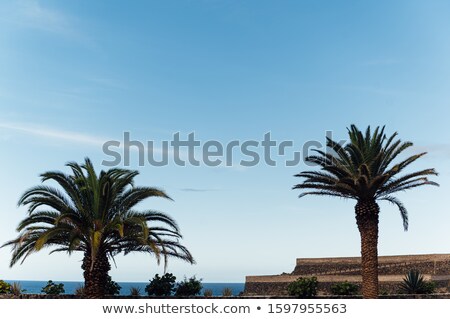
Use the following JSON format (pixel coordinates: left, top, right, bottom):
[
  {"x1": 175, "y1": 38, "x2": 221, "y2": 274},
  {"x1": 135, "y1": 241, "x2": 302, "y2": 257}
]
[{"x1": 0, "y1": 0, "x2": 449, "y2": 283}]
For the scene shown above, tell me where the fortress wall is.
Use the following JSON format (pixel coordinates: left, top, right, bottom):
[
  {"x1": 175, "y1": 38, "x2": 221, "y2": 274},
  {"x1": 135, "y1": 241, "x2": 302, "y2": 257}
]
[
  {"x1": 295, "y1": 254, "x2": 450, "y2": 266},
  {"x1": 293, "y1": 254, "x2": 450, "y2": 276},
  {"x1": 244, "y1": 275, "x2": 450, "y2": 296},
  {"x1": 245, "y1": 254, "x2": 450, "y2": 296}
]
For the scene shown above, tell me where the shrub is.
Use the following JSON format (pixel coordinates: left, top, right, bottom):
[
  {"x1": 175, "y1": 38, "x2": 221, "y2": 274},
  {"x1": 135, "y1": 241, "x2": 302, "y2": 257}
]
[
  {"x1": 222, "y1": 287, "x2": 233, "y2": 297},
  {"x1": 145, "y1": 273, "x2": 177, "y2": 296},
  {"x1": 287, "y1": 277, "x2": 318, "y2": 298},
  {"x1": 0, "y1": 280, "x2": 11, "y2": 294},
  {"x1": 380, "y1": 289, "x2": 389, "y2": 296},
  {"x1": 421, "y1": 281, "x2": 436, "y2": 294},
  {"x1": 129, "y1": 286, "x2": 142, "y2": 296},
  {"x1": 398, "y1": 269, "x2": 436, "y2": 294},
  {"x1": 74, "y1": 285, "x2": 85, "y2": 296},
  {"x1": 41, "y1": 280, "x2": 65, "y2": 295},
  {"x1": 203, "y1": 289, "x2": 213, "y2": 297},
  {"x1": 105, "y1": 275, "x2": 122, "y2": 296},
  {"x1": 175, "y1": 276, "x2": 203, "y2": 296},
  {"x1": 10, "y1": 282, "x2": 25, "y2": 295},
  {"x1": 330, "y1": 281, "x2": 359, "y2": 296}
]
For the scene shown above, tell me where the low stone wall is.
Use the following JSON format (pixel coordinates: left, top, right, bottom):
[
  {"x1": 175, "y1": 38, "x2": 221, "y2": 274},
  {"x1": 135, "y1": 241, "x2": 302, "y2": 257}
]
[
  {"x1": 0, "y1": 293, "x2": 450, "y2": 300},
  {"x1": 244, "y1": 274, "x2": 450, "y2": 296},
  {"x1": 246, "y1": 254, "x2": 450, "y2": 296},
  {"x1": 0, "y1": 294, "x2": 83, "y2": 299},
  {"x1": 292, "y1": 254, "x2": 450, "y2": 276},
  {"x1": 2, "y1": 293, "x2": 450, "y2": 299}
]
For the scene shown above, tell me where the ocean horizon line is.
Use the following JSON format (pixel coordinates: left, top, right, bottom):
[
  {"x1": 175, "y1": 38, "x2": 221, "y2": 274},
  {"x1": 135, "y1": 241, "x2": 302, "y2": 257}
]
[
  {"x1": 2, "y1": 280, "x2": 245, "y2": 296},
  {"x1": 3, "y1": 279, "x2": 244, "y2": 283}
]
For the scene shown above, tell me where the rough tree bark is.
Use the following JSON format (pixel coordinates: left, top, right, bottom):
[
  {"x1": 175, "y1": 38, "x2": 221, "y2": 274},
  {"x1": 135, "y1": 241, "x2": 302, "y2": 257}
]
[
  {"x1": 355, "y1": 200, "x2": 380, "y2": 299},
  {"x1": 82, "y1": 249, "x2": 111, "y2": 298}
]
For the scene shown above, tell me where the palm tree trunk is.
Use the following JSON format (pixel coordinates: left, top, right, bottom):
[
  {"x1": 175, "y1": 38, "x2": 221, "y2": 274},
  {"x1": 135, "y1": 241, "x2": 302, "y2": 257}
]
[
  {"x1": 355, "y1": 200, "x2": 379, "y2": 299},
  {"x1": 82, "y1": 250, "x2": 111, "y2": 298}
]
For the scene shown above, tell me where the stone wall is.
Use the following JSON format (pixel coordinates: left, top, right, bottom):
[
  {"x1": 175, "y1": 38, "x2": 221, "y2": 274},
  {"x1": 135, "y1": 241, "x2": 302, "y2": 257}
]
[
  {"x1": 2, "y1": 293, "x2": 450, "y2": 299},
  {"x1": 244, "y1": 276, "x2": 450, "y2": 296},
  {"x1": 292, "y1": 254, "x2": 450, "y2": 276},
  {"x1": 245, "y1": 254, "x2": 450, "y2": 296},
  {"x1": 0, "y1": 294, "x2": 83, "y2": 299}
]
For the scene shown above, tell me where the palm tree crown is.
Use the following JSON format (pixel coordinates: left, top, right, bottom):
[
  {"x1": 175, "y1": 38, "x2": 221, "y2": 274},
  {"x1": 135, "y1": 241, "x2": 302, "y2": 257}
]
[
  {"x1": 3, "y1": 158, "x2": 194, "y2": 297},
  {"x1": 294, "y1": 125, "x2": 438, "y2": 230}
]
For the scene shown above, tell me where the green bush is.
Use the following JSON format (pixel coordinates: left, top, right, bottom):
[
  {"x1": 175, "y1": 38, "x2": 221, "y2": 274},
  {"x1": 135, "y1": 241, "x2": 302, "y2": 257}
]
[
  {"x1": 421, "y1": 281, "x2": 436, "y2": 294},
  {"x1": 175, "y1": 276, "x2": 203, "y2": 296},
  {"x1": 145, "y1": 273, "x2": 177, "y2": 296},
  {"x1": 203, "y1": 289, "x2": 213, "y2": 297},
  {"x1": 105, "y1": 275, "x2": 121, "y2": 296},
  {"x1": 10, "y1": 282, "x2": 25, "y2": 295},
  {"x1": 222, "y1": 287, "x2": 233, "y2": 297},
  {"x1": 380, "y1": 289, "x2": 389, "y2": 296},
  {"x1": 41, "y1": 280, "x2": 65, "y2": 295},
  {"x1": 287, "y1": 277, "x2": 318, "y2": 298},
  {"x1": 0, "y1": 280, "x2": 11, "y2": 294},
  {"x1": 129, "y1": 286, "x2": 142, "y2": 296},
  {"x1": 74, "y1": 285, "x2": 85, "y2": 296},
  {"x1": 398, "y1": 269, "x2": 436, "y2": 294},
  {"x1": 330, "y1": 281, "x2": 359, "y2": 296}
]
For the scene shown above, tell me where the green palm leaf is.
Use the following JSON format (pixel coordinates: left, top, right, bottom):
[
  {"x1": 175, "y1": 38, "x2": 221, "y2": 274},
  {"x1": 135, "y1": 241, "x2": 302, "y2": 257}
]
[{"x1": 2, "y1": 157, "x2": 194, "y2": 298}]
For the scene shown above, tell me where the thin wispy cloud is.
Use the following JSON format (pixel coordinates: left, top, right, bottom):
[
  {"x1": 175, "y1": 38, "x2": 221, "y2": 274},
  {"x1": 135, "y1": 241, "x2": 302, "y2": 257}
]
[
  {"x1": 219, "y1": 164, "x2": 249, "y2": 172},
  {"x1": 18, "y1": 0, "x2": 70, "y2": 33},
  {"x1": 87, "y1": 77, "x2": 126, "y2": 90},
  {"x1": 0, "y1": 122, "x2": 106, "y2": 146},
  {"x1": 0, "y1": 0, "x2": 66, "y2": 33},
  {"x1": 340, "y1": 84, "x2": 406, "y2": 97},
  {"x1": 0, "y1": 122, "x2": 169, "y2": 156},
  {"x1": 180, "y1": 188, "x2": 220, "y2": 192},
  {"x1": 410, "y1": 144, "x2": 450, "y2": 158},
  {"x1": 0, "y1": 0, "x2": 92, "y2": 45},
  {"x1": 362, "y1": 58, "x2": 399, "y2": 66}
]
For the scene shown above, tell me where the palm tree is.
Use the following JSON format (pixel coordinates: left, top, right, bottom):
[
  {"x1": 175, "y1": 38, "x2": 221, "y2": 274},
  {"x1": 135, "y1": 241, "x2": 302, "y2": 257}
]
[
  {"x1": 2, "y1": 158, "x2": 194, "y2": 298},
  {"x1": 293, "y1": 125, "x2": 438, "y2": 298}
]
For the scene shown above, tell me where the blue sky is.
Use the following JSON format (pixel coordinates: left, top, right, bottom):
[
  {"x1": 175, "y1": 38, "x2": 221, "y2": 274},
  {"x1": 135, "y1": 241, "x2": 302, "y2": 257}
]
[{"x1": 0, "y1": 0, "x2": 450, "y2": 282}]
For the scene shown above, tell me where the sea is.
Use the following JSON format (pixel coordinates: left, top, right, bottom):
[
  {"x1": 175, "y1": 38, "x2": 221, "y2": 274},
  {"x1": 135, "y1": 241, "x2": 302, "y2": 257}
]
[{"x1": 4, "y1": 280, "x2": 245, "y2": 296}]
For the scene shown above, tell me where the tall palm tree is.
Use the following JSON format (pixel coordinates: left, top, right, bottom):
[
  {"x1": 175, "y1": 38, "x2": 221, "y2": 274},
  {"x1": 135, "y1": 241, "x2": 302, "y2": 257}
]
[
  {"x1": 2, "y1": 158, "x2": 194, "y2": 298},
  {"x1": 293, "y1": 125, "x2": 438, "y2": 298}
]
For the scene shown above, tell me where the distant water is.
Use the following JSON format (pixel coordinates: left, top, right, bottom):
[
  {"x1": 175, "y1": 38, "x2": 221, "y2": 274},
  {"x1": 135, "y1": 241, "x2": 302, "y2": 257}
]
[{"x1": 4, "y1": 280, "x2": 244, "y2": 296}]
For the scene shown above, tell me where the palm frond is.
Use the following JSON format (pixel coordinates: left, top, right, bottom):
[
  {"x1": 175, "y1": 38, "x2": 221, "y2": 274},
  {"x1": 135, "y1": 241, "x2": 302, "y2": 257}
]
[
  {"x1": 294, "y1": 125, "x2": 438, "y2": 230},
  {"x1": 3, "y1": 158, "x2": 193, "y2": 272}
]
